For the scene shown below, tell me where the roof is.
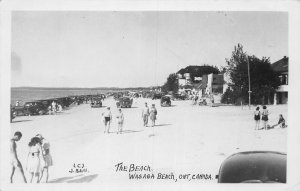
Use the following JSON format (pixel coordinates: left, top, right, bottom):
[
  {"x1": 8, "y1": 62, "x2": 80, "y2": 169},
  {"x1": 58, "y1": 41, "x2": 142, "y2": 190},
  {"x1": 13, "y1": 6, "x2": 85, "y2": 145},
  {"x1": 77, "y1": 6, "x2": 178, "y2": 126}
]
[
  {"x1": 176, "y1": 65, "x2": 219, "y2": 76},
  {"x1": 272, "y1": 56, "x2": 288, "y2": 73}
]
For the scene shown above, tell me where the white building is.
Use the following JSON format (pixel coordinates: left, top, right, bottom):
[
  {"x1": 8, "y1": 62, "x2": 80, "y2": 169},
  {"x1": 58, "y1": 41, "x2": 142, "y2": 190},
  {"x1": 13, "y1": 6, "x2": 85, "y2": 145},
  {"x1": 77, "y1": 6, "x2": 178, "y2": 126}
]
[{"x1": 272, "y1": 56, "x2": 288, "y2": 105}]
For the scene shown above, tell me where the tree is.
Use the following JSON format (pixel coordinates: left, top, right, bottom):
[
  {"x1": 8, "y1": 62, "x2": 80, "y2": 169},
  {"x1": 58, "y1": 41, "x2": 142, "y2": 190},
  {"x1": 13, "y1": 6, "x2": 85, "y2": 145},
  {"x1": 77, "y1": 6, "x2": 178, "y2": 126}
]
[
  {"x1": 162, "y1": 73, "x2": 178, "y2": 93},
  {"x1": 223, "y1": 44, "x2": 280, "y2": 105}
]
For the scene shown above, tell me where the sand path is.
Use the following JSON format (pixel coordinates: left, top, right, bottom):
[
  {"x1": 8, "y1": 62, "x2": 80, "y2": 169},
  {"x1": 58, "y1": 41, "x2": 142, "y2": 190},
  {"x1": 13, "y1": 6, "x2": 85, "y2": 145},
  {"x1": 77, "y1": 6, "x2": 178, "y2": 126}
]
[{"x1": 11, "y1": 98, "x2": 287, "y2": 183}]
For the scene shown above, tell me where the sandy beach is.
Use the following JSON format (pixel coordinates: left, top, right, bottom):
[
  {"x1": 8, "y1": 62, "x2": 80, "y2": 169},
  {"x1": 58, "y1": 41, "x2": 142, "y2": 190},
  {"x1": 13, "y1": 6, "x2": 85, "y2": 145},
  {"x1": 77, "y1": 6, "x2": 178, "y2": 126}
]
[{"x1": 10, "y1": 97, "x2": 287, "y2": 184}]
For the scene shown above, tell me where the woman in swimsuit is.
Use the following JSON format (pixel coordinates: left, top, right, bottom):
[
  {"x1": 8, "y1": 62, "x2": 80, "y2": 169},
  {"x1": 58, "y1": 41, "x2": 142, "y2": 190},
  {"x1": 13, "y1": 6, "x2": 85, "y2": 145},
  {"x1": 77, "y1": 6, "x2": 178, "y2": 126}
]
[
  {"x1": 36, "y1": 134, "x2": 53, "y2": 183},
  {"x1": 254, "y1": 106, "x2": 260, "y2": 130},
  {"x1": 26, "y1": 137, "x2": 45, "y2": 183},
  {"x1": 261, "y1": 105, "x2": 269, "y2": 130}
]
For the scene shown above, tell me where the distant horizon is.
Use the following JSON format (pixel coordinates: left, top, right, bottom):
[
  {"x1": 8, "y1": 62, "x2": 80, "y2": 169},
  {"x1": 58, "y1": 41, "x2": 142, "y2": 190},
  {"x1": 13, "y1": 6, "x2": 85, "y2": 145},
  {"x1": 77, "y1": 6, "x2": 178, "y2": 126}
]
[{"x1": 11, "y1": 86, "x2": 159, "y2": 89}]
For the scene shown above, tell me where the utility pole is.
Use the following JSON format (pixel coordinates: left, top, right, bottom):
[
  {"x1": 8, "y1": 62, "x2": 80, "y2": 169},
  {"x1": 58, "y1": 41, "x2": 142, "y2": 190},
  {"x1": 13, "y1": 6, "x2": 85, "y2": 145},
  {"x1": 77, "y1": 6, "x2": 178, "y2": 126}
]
[{"x1": 246, "y1": 56, "x2": 251, "y2": 109}]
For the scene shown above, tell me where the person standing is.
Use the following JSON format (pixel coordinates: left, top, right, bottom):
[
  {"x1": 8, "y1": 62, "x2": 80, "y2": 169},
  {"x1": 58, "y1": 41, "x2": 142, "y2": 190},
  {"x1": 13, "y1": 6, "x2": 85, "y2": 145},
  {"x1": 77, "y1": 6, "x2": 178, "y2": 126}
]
[
  {"x1": 15, "y1": 101, "x2": 20, "y2": 106},
  {"x1": 261, "y1": 105, "x2": 269, "y2": 130},
  {"x1": 36, "y1": 134, "x2": 53, "y2": 183},
  {"x1": 142, "y1": 102, "x2": 150, "y2": 127},
  {"x1": 254, "y1": 106, "x2": 261, "y2": 130},
  {"x1": 26, "y1": 137, "x2": 45, "y2": 183},
  {"x1": 116, "y1": 109, "x2": 124, "y2": 134},
  {"x1": 51, "y1": 101, "x2": 56, "y2": 114},
  {"x1": 57, "y1": 104, "x2": 63, "y2": 113},
  {"x1": 195, "y1": 95, "x2": 199, "y2": 105},
  {"x1": 48, "y1": 105, "x2": 53, "y2": 115},
  {"x1": 149, "y1": 104, "x2": 157, "y2": 127},
  {"x1": 10, "y1": 131, "x2": 27, "y2": 183},
  {"x1": 102, "y1": 107, "x2": 112, "y2": 133}
]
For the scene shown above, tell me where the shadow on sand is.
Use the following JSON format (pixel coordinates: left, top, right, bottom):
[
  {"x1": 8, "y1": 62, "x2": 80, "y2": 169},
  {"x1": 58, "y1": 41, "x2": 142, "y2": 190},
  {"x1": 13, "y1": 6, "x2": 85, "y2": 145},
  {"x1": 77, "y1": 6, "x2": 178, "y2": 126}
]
[
  {"x1": 109, "y1": 130, "x2": 143, "y2": 134},
  {"x1": 11, "y1": 119, "x2": 32, "y2": 123},
  {"x1": 118, "y1": 107, "x2": 139, "y2": 109},
  {"x1": 48, "y1": 112, "x2": 71, "y2": 115},
  {"x1": 49, "y1": 174, "x2": 98, "y2": 183},
  {"x1": 154, "y1": 124, "x2": 172, "y2": 127}
]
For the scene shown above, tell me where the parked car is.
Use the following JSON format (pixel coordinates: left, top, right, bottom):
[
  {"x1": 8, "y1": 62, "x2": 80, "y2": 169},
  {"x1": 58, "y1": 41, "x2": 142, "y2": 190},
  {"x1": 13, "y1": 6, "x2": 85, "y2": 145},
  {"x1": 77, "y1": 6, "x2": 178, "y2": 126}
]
[
  {"x1": 116, "y1": 97, "x2": 133, "y2": 108},
  {"x1": 160, "y1": 96, "x2": 171, "y2": 107},
  {"x1": 173, "y1": 94, "x2": 186, "y2": 100},
  {"x1": 25, "y1": 101, "x2": 49, "y2": 115},
  {"x1": 152, "y1": 93, "x2": 163, "y2": 100},
  {"x1": 13, "y1": 101, "x2": 48, "y2": 116},
  {"x1": 217, "y1": 151, "x2": 286, "y2": 183},
  {"x1": 11, "y1": 105, "x2": 16, "y2": 122},
  {"x1": 91, "y1": 100, "x2": 102, "y2": 108}
]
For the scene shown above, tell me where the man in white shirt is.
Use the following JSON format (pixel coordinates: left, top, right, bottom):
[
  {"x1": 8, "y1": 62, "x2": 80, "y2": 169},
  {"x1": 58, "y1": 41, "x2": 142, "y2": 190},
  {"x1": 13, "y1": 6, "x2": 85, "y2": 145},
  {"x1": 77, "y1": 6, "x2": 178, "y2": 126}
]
[{"x1": 142, "y1": 102, "x2": 150, "y2": 127}]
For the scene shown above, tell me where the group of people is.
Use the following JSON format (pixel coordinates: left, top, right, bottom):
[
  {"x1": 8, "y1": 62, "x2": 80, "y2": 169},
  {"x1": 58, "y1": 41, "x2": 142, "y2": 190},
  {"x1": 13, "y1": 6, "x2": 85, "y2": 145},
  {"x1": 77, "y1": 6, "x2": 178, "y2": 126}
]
[
  {"x1": 48, "y1": 101, "x2": 63, "y2": 114},
  {"x1": 10, "y1": 132, "x2": 52, "y2": 183},
  {"x1": 254, "y1": 105, "x2": 286, "y2": 130},
  {"x1": 102, "y1": 107, "x2": 124, "y2": 134},
  {"x1": 142, "y1": 103, "x2": 157, "y2": 127},
  {"x1": 101, "y1": 102, "x2": 158, "y2": 134}
]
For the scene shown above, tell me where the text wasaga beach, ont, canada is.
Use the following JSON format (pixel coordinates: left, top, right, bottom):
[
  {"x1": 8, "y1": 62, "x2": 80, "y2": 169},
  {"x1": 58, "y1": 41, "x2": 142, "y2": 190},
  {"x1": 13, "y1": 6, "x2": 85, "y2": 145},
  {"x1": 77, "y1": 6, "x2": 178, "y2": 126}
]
[{"x1": 114, "y1": 162, "x2": 213, "y2": 182}]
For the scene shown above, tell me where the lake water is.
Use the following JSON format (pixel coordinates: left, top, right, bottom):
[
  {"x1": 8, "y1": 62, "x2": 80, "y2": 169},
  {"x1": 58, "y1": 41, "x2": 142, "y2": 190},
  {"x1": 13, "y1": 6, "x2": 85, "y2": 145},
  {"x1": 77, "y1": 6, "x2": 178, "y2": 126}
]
[{"x1": 11, "y1": 87, "x2": 109, "y2": 105}]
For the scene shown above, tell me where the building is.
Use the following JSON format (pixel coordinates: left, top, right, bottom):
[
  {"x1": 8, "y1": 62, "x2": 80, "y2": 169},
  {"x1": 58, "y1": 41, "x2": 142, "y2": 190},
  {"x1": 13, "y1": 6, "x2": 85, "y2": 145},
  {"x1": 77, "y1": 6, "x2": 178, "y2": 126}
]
[
  {"x1": 177, "y1": 73, "x2": 193, "y2": 94},
  {"x1": 198, "y1": 73, "x2": 224, "y2": 103},
  {"x1": 272, "y1": 56, "x2": 288, "y2": 105}
]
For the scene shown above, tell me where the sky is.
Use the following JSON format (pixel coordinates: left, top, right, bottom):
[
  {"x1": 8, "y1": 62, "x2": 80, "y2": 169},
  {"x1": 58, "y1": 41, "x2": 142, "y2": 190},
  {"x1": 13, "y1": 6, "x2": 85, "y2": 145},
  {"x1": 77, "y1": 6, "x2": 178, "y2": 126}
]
[{"x1": 11, "y1": 11, "x2": 288, "y2": 88}]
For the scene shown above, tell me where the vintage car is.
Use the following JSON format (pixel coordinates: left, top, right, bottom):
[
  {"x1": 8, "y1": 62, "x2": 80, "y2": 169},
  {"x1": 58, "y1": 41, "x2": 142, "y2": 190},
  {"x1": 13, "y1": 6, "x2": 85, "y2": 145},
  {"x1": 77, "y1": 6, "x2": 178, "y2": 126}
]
[
  {"x1": 160, "y1": 96, "x2": 171, "y2": 107},
  {"x1": 152, "y1": 93, "x2": 164, "y2": 100},
  {"x1": 90, "y1": 100, "x2": 102, "y2": 108},
  {"x1": 173, "y1": 94, "x2": 186, "y2": 100},
  {"x1": 13, "y1": 101, "x2": 48, "y2": 116},
  {"x1": 217, "y1": 151, "x2": 286, "y2": 183},
  {"x1": 116, "y1": 97, "x2": 133, "y2": 108},
  {"x1": 113, "y1": 93, "x2": 123, "y2": 100}
]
